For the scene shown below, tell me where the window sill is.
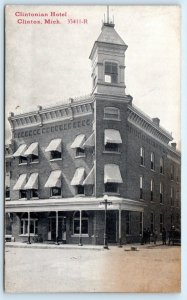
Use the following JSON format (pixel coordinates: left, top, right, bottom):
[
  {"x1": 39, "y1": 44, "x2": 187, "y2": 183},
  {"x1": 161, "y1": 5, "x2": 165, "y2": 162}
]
[
  {"x1": 160, "y1": 203, "x2": 164, "y2": 205},
  {"x1": 75, "y1": 155, "x2": 86, "y2": 159},
  {"x1": 75, "y1": 194, "x2": 85, "y2": 197},
  {"x1": 50, "y1": 196, "x2": 62, "y2": 199},
  {"x1": 151, "y1": 169, "x2": 156, "y2": 172},
  {"x1": 19, "y1": 234, "x2": 38, "y2": 237},
  {"x1": 30, "y1": 197, "x2": 39, "y2": 200},
  {"x1": 103, "y1": 151, "x2": 121, "y2": 155},
  {"x1": 50, "y1": 158, "x2": 62, "y2": 162},
  {"x1": 103, "y1": 192, "x2": 120, "y2": 196},
  {"x1": 140, "y1": 164, "x2": 145, "y2": 168},
  {"x1": 30, "y1": 161, "x2": 39, "y2": 164},
  {"x1": 5, "y1": 198, "x2": 11, "y2": 201},
  {"x1": 103, "y1": 118, "x2": 121, "y2": 122},
  {"x1": 71, "y1": 234, "x2": 89, "y2": 237},
  {"x1": 19, "y1": 163, "x2": 27, "y2": 166},
  {"x1": 19, "y1": 198, "x2": 27, "y2": 200}
]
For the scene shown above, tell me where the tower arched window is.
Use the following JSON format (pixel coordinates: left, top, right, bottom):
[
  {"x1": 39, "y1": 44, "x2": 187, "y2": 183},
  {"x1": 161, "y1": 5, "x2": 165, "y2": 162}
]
[{"x1": 104, "y1": 62, "x2": 118, "y2": 83}]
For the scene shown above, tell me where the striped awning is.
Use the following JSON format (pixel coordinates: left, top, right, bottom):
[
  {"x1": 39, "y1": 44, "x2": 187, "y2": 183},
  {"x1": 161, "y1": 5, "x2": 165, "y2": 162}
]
[
  {"x1": 104, "y1": 164, "x2": 123, "y2": 183},
  {"x1": 70, "y1": 134, "x2": 85, "y2": 149},
  {"x1": 83, "y1": 167, "x2": 94, "y2": 185},
  {"x1": 13, "y1": 174, "x2": 27, "y2": 190},
  {"x1": 24, "y1": 173, "x2": 38, "y2": 190},
  {"x1": 71, "y1": 167, "x2": 85, "y2": 185},
  {"x1": 104, "y1": 129, "x2": 122, "y2": 145},
  {"x1": 24, "y1": 142, "x2": 38, "y2": 156},
  {"x1": 13, "y1": 144, "x2": 27, "y2": 157},
  {"x1": 44, "y1": 170, "x2": 61, "y2": 188},
  {"x1": 45, "y1": 139, "x2": 61, "y2": 152}
]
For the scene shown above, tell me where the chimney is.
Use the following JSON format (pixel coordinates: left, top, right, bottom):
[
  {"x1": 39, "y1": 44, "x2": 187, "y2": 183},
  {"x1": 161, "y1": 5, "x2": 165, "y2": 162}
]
[
  {"x1": 171, "y1": 142, "x2": 177, "y2": 149},
  {"x1": 152, "y1": 118, "x2": 160, "y2": 126}
]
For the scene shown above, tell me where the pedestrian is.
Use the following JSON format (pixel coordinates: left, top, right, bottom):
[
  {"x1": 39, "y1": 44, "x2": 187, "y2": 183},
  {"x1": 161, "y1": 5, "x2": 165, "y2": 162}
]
[
  {"x1": 146, "y1": 227, "x2": 151, "y2": 244},
  {"x1": 162, "y1": 227, "x2": 167, "y2": 245},
  {"x1": 153, "y1": 228, "x2": 158, "y2": 245},
  {"x1": 141, "y1": 228, "x2": 147, "y2": 244}
]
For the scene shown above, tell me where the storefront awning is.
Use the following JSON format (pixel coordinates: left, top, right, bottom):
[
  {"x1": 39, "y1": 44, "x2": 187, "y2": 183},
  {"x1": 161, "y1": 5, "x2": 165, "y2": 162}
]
[
  {"x1": 13, "y1": 144, "x2": 27, "y2": 157},
  {"x1": 104, "y1": 129, "x2": 122, "y2": 145},
  {"x1": 45, "y1": 139, "x2": 61, "y2": 152},
  {"x1": 83, "y1": 166, "x2": 94, "y2": 185},
  {"x1": 13, "y1": 174, "x2": 27, "y2": 190},
  {"x1": 44, "y1": 170, "x2": 61, "y2": 188},
  {"x1": 24, "y1": 173, "x2": 38, "y2": 190},
  {"x1": 70, "y1": 134, "x2": 85, "y2": 149},
  {"x1": 24, "y1": 142, "x2": 38, "y2": 156},
  {"x1": 83, "y1": 132, "x2": 95, "y2": 148},
  {"x1": 71, "y1": 167, "x2": 85, "y2": 185},
  {"x1": 104, "y1": 164, "x2": 123, "y2": 183}
]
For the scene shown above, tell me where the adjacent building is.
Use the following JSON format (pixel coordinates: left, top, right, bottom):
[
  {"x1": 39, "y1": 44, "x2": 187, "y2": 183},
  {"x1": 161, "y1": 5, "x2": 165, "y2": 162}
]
[{"x1": 5, "y1": 19, "x2": 181, "y2": 245}]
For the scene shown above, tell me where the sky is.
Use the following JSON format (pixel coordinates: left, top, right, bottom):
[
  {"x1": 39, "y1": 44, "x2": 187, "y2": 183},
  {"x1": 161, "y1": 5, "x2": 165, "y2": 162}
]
[{"x1": 5, "y1": 5, "x2": 180, "y2": 148}]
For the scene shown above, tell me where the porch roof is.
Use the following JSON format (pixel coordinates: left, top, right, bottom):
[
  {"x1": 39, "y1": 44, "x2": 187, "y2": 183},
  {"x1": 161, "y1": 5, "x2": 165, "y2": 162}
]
[{"x1": 5, "y1": 196, "x2": 146, "y2": 213}]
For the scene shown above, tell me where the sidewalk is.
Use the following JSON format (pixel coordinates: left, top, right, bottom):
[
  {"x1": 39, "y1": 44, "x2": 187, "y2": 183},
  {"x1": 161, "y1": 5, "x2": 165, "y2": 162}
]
[{"x1": 5, "y1": 241, "x2": 167, "y2": 250}]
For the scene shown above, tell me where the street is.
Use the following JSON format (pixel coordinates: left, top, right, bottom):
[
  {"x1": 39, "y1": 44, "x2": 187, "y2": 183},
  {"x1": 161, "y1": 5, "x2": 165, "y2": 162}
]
[{"x1": 5, "y1": 244, "x2": 180, "y2": 293}]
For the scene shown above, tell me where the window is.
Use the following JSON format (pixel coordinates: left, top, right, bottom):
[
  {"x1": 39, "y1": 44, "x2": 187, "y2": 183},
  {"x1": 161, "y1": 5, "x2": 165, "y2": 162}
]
[
  {"x1": 176, "y1": 167, "x2": 179, "y2": 182},
  {"x1": 150, "y1": 179, "x2": 154, "y2": 201},
  {"x1": 51, "y1": 151, "x2": 62, "y2": 160},
  {"x1": 160, "y1": 213, "x2": 164, "y2": 234},
  {"x1": 76, "y1": 147, "x2": 85, "y2": 157},
  {"x1": 5, "y1": 187, "x2": 10, "y2": 198},
  {"x1": 104, "y1": 62, "x2": 118, "y2": 83},
  {"x1": 139, "y1": 212, "x2": 143, "y2": 235},
  {"x1": 140, "y1": 176, "x2": 143, "y2": 199},
  {"x1": 73, "y1": 211, "x2": 88, "y2": 235},
  {"x1": 151, "y1": 152, "x2": 155, "y2": 170},
  {"x1": 19, "y1": 156, "x2": 27, "y2": 164},
  {"x1": 105, "y1": 183, "x2": 118, "y2": 193},
  {"x1": 30, "y1": 154, "x2": 39, "y2": 163},
  {"x1": 150, "y1": 212, "x2": 155, "y2": 233},
  {"x1": 76, "y1": 185, "x2": 85, "y2": 195},
  {"x1": 30, "y1": 189, "x2": 39, "y2": 198},
  {"x1": 171, "y1": 165, "x2": 174, "y2": 180},
  {"x1": 104, "y1": 107, "x2": 120, "y2": 120},
  {"x1": 126, "y1": 212, "x2": 131, "y2": 235},
  {"x1": 171, "y1": 187, "x2": 174, "y2": 206},
  {"x1": 105, "y1": 143, "x2": 119, "y2": 152},
  {"x1": 51, "y1": 187, "x2": 61, "y2": 197},
  {"x1": 140, "y1": 147, "x2": 145, "y2": 166},
  {"x1": 160, "y1": 183, "x2": 163, "y2": 204},
  {"x1": 160, "y1": 157, "x2": 164, "y2": 174},
  {"x1": 20, "y1": 219, "x2": 38, "y2": 235},
  {"x1": 19, "y1": 190, "x2": 27, "y2": 199}
]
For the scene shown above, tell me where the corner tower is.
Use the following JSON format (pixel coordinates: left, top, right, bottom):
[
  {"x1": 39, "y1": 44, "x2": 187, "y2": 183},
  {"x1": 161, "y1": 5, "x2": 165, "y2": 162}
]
[{"x1": 89, "y1": 19, "x2": 128, "y2": 96}]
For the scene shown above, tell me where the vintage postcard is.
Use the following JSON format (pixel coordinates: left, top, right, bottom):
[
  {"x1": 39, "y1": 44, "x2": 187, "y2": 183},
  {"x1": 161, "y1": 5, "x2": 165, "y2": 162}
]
[{"x1": 4, "y1": 5, "x2": 181, "y2": 293}]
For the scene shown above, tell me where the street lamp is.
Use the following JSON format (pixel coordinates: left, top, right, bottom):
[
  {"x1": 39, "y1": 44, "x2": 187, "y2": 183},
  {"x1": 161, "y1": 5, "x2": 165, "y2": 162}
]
[{"x1": 100, "y1": 195, "x2": 112, "y2": 249}]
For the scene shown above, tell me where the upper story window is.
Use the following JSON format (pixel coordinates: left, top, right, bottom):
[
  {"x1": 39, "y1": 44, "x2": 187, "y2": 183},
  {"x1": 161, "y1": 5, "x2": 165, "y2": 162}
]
[
  {"x1": 160, "y1": 182, "x2": 164, "y2": 204},
  {"x1": 150, "y1": 179, "x2": 154, "y2": 201},
  {"x1": 13, "y1": 144, "x2": 27, "y2": 164},
  {"x1": 160, "y1": 157, "x2": 164, "y2": 174},
  {"x1": 104, "y1": 107, "x2": 120, "y2": 120},
  {"x1": 45, "y1": 139, "x2": 62, "y2": 160},
  {"x1": 151, "y1": 152, "x2": 155, "y2": 170},
  {"x1": 71, "y1": 134, "x2": 85, "y2": 158},
  {"x1": 140, "y1": 176, "x2": 143, "y2": 199},
  {"x1": 44, "y1": 170, "x2": 62, "y2": 197},
  {"x1": 104, "y1": 129, "x2": 122, "y2": 153},
  {"x1": 170, "y1": 164, "x2": 174, "y2": 180},
  {"x1": 19, "y1": 156, "x2": 27, "y2": 164},
  {"x1": 24, "y1": 142, "x2": 39, "y2": 163},
  {"x1": 104, "y1": 62, "x2": 118, "y2": 84},
  {"x1": 140, "y1": 147, "x2": 145, "y2": 166}
]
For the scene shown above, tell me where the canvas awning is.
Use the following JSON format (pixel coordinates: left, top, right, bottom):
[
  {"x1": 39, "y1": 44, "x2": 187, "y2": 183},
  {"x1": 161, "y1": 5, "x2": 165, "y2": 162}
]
[
  {"x1": 24, "y1": 142, "x2": 38, "y2": 156},
  {"x1": 24, "y1": 173, "x2": 38, "y2": 190},
  {"x1": 13, "y1": 144, "x2": 27, "y2": 157},
  {"x1": 104, "y1": 164, "x2": 123, "y2": 183},
  {"x1": 71, "y1": 167, "x2": 85, "y2": 185},
  {"x1": 104, "y1": 129, "x2": 122, "y2": 145},
  {"x1": 13, "y1": 174, "x2": 27, "y2": 190},
  {"x1": 70, "y1": 134, "x2": 85, "y2": 149},
  {"x1": 45, "y1": 139, "x2": 61, "y2": 152},
  {"x1": 44, "y1": 170, "x2": 61, "y2": 188},
  {"x1": 83, "y1": 166, "x2": 94, "y2": 185},
  {"x1": 83, "y1": 132, "x2": 95, "y2": 148}
]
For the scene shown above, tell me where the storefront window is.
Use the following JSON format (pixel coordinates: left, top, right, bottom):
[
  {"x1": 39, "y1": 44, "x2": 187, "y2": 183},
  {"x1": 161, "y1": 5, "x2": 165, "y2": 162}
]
[{"x1": 73, "y1": 211, "x2": 88, "y2": 235}]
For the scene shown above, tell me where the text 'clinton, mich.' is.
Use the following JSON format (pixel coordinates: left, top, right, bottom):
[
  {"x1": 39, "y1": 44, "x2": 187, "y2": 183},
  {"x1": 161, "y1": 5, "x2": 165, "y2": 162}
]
[{"x1": 14, "y1": 11, "x2": 88, "y2": 25}]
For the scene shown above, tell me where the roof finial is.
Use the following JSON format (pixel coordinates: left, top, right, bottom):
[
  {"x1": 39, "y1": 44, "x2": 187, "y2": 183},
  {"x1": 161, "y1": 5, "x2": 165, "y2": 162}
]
[{"x1": 107, "y1": 5, "x2": 109, "y2": 23}]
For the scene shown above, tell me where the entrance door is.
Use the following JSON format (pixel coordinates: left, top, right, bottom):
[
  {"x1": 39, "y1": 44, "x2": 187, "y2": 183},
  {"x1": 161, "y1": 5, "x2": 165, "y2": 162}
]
[
  {"x1": 106, "y1": 211, "x2": 117, "y2": 243},
  {"x1": 48, "y1": 217, "x2": 66, "y2": 241}
]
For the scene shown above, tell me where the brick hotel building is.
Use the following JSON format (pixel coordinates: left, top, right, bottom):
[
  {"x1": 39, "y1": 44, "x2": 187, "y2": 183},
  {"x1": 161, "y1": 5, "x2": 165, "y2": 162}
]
[{"x1": 5, "y1": 19, "x2": 181, "y2": 245}]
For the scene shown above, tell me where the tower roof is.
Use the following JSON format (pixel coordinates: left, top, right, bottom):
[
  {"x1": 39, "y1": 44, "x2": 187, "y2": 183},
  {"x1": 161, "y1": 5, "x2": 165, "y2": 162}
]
[
  {"x1": 89, "y1": 23, "x2": 127, "y2": 59},
  {"x1": 97, "y1": 23, "x2": 126, "y2": 46}
]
